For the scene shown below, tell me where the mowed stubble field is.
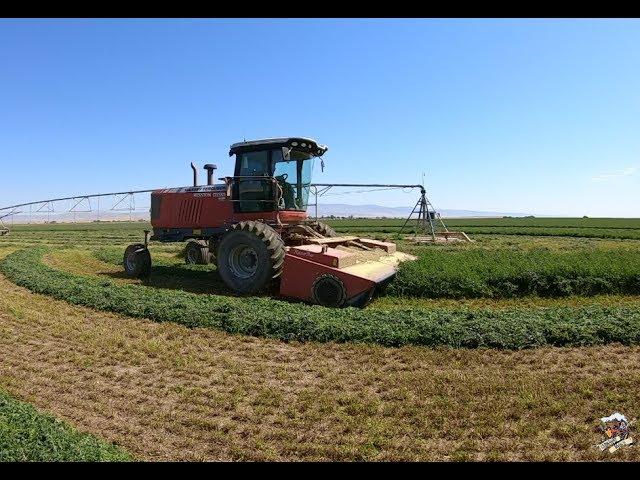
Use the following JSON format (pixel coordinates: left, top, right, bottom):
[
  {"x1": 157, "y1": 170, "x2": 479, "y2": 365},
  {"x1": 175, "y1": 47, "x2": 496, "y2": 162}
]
[{"x1": 1, "y1": 217, "x2": 640, "y2": 461}]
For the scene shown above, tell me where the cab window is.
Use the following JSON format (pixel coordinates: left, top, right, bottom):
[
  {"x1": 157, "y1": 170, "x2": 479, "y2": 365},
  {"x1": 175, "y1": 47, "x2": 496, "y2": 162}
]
[
  {"x1": 234, "y1": 151, "x2": 274, "y2": 212},
  {"x1": 237, "y1": 151, "x2": 269, "y2": 177}
]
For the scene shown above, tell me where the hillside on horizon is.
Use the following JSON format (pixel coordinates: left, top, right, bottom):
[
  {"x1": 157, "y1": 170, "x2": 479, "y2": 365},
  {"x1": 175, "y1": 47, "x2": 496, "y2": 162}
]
[{"x1": 315, "y1": 203, "x2": 532, "y2": 219}]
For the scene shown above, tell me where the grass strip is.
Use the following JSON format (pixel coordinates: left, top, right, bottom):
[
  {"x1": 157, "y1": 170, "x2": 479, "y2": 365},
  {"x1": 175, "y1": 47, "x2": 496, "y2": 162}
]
[
  {"x1": 3, "y1": 248, "x2": 640, "y2": 349},
  {"x1": 0, "y1": 389, "x2": 131, "y2": 462},
  {"x1": 389, "y1": 248, "x2": 640, "y2": 299}
]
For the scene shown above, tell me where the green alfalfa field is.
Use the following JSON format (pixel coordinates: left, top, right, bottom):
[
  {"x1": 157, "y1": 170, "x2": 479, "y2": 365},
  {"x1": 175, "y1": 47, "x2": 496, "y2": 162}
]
[{"x1": 1, "y1": 218, "x2": 640, "y2": 461}]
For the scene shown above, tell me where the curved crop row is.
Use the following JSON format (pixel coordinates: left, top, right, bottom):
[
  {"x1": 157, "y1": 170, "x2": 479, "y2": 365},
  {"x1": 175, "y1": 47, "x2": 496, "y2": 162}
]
[
  {"x1": 388, "y1": 248, "x2": 640, "y2": 299},
  {"x1": 330, "y1": 225, "x2": 640, "y2": 240},
  {"x1": 0, "y1": 389, "x2": 131, "y2": 462},
  {"x1": 3, "y1": 247, "x2": 640, "y2": 349},
  {"x1": 327, "y1": 217, "x2": 640, "y2": 230},
  {"x1": 95, "y1": 246, "x2": 640, "y2": 300},
  {"x1": 449, "y1": 227, "x2": 640, "y2": 240}
]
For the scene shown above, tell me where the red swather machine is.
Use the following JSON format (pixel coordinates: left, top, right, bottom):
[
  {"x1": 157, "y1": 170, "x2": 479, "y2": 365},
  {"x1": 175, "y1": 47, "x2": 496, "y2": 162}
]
[{"x1": 123, "y1": 138, "x2": 415, "y2": 307}]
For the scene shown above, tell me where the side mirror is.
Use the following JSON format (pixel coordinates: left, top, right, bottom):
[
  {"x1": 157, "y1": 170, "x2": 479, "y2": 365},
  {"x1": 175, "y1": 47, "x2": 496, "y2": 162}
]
[{"x1": 281, "y1": 146, "x2": 291, "y2": 161}]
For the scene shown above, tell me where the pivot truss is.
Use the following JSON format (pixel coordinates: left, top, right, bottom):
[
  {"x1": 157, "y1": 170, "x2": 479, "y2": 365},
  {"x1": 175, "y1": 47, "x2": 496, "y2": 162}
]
[
  {"x1": 0, "y1": 189, "x2": 155, "y2": 226},
  {"x1": 0, "y1": 183, "x2": 470, "y2": 242}
]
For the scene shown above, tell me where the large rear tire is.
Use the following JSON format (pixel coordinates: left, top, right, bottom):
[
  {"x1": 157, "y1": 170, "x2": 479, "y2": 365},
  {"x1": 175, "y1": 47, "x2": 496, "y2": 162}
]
[
  {"x1": 123, "y1": 244, "x2": 151, "y2": 278},
  {"x1": 310, "y1": 221, "x2": 337, "y2": 238},
  {"x1": 216, "y1": 221, "x2": 285, "y2": 294}
]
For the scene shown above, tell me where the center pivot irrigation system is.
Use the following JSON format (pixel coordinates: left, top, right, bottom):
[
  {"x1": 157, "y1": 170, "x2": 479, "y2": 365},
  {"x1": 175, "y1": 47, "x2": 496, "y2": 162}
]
[
  {"x1": 309, "y1": 183, "x2": 470, "y2": 243},
  {"x1": 0, "y1": 189, "x2": 148, "y2": 227},
  {"x1": 0, "y1": 186, "x2": 465, "y2": 241},
  {"x1": 0, "y1": 137, "x2": 469, "y2": 307}
]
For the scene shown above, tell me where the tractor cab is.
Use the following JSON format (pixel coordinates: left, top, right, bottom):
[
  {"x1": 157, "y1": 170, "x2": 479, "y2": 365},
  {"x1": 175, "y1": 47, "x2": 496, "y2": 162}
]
[{"x1": 228, "y1": 138, "x2": 328, "y2": 214}]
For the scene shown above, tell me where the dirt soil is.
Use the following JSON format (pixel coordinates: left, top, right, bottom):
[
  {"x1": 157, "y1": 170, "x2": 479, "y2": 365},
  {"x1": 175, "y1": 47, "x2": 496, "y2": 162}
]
[{"x1": 1, "y1": 270, "x2": 639, "y2": 461}]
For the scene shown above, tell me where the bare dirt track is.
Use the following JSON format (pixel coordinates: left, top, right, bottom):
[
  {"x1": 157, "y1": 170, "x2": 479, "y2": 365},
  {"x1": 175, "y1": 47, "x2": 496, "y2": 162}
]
[{"x1": 1, "y1": 269, "x2": 639, "y2": 461}]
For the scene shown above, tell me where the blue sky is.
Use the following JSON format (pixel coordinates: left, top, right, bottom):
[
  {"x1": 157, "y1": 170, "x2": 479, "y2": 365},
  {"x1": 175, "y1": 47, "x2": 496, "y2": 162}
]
[{"x1": 1, "y1": 18, "x2": 639, "y2": 216}]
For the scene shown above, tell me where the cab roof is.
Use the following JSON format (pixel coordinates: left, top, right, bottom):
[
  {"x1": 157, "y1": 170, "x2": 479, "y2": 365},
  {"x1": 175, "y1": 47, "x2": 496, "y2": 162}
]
[{"x1": 229, "y1": 137, "x2": 328, "y2": 157}]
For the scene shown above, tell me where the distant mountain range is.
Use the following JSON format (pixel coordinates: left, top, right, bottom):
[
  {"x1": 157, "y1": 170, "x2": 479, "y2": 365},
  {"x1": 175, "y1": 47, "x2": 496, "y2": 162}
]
[{"x1": 316, "y1": 203, "x2": 532, "y2": 218}]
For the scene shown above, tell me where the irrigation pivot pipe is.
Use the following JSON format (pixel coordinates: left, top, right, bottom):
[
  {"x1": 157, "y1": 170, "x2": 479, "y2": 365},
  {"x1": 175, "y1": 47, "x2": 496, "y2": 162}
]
[
  {"x1": 0, "y1": 189, "x2": 158, "y2": 212},
  {"x1": 0, "y1": 184, "x2": 425, "y2": 214},
  {"x1": 0, "y1": 183, "x2": 441, "y2": 238}
]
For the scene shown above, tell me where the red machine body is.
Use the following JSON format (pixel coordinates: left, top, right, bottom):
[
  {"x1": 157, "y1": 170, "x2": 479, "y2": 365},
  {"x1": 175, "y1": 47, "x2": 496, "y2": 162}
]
[
  {"x1": 128, "y1": 137, "x2": 415, "y2": 308},
  {"x1": 150, "y1": 184, "x2": 307, "y2": 239}
]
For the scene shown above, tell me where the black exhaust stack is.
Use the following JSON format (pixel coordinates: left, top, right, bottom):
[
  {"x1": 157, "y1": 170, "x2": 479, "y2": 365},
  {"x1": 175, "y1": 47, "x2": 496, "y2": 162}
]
[
  {"x1": 191, "y1": 162, "x2": 198, "y2": 186},
  {"x1": 204, "y1": 164, "x2": 217, "y2": 185}
]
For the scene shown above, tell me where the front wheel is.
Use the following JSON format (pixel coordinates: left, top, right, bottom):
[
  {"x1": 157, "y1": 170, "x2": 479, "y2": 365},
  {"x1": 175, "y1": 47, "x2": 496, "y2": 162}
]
[{"x1": 123, "y1": 244, "x2": 151, "y2": 278}]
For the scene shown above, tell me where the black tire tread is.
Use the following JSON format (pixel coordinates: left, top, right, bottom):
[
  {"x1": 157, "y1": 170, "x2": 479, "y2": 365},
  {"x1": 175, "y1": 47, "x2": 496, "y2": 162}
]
[
  {"x1": 123, "y1": 244, "x2": 151, "y2": 278},
  {"x1": 185, "y1": 240, "x2": 210, "y2": 265},
  {"x1": 310, "y1": 221, "x2": 337, "y2": 238},
  {"x1": 220, "y1": 221, "x2": 285, "y2": 292}
]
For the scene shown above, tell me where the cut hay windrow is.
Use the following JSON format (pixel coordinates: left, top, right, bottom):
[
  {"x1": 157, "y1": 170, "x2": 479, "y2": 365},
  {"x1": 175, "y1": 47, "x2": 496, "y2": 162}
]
[
  {"x1": 330, "y1": 225, "x2": 640, "y2": 240},
  {"x1": 388, "y1": 248, "x2": 640, "y2": 299},
  {"x1": 326, "y1": 217, "x2": 640, "y2": 240},
  {"x1": 93, "y1": 245, "x2": 640, "y2": 300},
  {"x1": 3, "y1": 247, "x2": 640, "y2": 349},
  {"x1": 327, "y1": 217, "x2": 640, "y2": 230},
  {"x1": 0, "y1": 389, "x2": 131, "y2": 462}
]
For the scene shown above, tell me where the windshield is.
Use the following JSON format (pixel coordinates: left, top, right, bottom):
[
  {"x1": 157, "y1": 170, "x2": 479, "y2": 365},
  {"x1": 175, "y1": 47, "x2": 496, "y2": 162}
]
[{"x1": 271, "y1": 149, "x2": 316, "y2": 211}]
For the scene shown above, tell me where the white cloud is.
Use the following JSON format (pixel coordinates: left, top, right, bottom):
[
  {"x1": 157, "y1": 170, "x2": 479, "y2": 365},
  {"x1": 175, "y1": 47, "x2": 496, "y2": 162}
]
[{"x1": 591, "y1": 166, "x2": 638, "y2": 182}]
